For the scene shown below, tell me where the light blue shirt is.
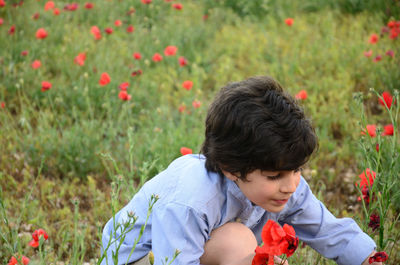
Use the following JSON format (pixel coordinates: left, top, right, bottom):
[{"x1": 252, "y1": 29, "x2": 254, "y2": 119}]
[{"x1": 101, "y1": 154, "x2": 376, "y2": 265}]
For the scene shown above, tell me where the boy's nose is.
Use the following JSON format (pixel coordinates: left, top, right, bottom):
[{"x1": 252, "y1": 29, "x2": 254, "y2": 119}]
[{"x1": 280, "y1": 171, "x2": 298, "y2": 193}]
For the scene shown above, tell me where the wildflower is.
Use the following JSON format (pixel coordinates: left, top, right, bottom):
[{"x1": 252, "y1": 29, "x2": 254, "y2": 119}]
[
  {"x1": 285, "y1": 18, "x2": 294, "y2": 26},
  {"x1": 29, "y1": 228, "x2": 49, "y2": 247},
  {"x1": 361, "y1": 124, "x2": 376, "y2": 138},
  {"x1": 357, "y1": 168, "x2": 376, "y2": 189},
  {"x1": 32, "y1": 13, "x2": 40, "y2": 20},
  {"x1": 388, "y1": 20, "x2": 396, "y2": 28},
  {"x1": 385, "y1": 50, "x2": 394, "y2": 57},
  {"x1": 21, "y1": 50, "x2": 28, "y2": 56},
  {"x1": 252, "y1": 249, "x2": 270, "y2": 265},
  {"x1": 36, "y1": 28, "x2": 48, "y2": 39},
  {"x1": 119, "y1": 82, "x2": 129, "y2": 91},
  {"x1": 192, "y1": 100, "x2": 201, "y2": 108},
  {"x1": 358, "y1": 186, "x2": 371, "y2": 204},
  {"x1": 8, "y1": 255, "x2": 30, "y2": 265},
  {"x1": 180, "y1": 147, "x2": 193, "y2": 156},
  {"x1": 74, "y1": 53, "x2": 86, "y2": 66},
  {"x1": 133, "y1": 52, "x2": 142, "y2": 60},
  {"x1": 99, "y1": 72, "x2": 111, "y2": 86},
  {"x1": 0, "y1": 0, "x2": 5, "y2": 7},
  {"x1": 373, "y1": 55, "x2": 382, "y2": 62},
  {"x1": 379, "y1": 91, "x2": 393, "y2": 109},
  {"x1": 364, "y1": 50, "x2": 373, "y2": 57},
  {"x1": 368, "y1": 252, "x2": 388, "y2": 263},
  {"x1": 9, "y1": 25, "x2": 16, "y2": 35},
  {"x1": 44, "y1": 1, "x2": 55, "y2": 10},
  {"x1": 295, "y1": 90, "x2": 307, "y2": 100},
  {"x1": 178, "y1": 56, "x2": 187, "y2": 66},
  {"x1": 31, "y1": 60, "x2": 41, "y2": 69},
  {"x1": 152, "y1": 53, "x2": 163, "y2": 62},
  {"x1": 1, "y1": 102, "x2": 5, "y2": 108},
  {"x1": 182, "y1": 81, "x2": 193, "y2": 90},
  {"x1": 64, "y1": 3, "x2": 78, "y2": 11},
  {"x1": 91, "y1": 26, "x2": 102, "y2": 40},
  {"x1": 84, "y1": 2, "x2": 94, "y2": 9},
  {"x1": 164, "y1": 45, "x2": 178, "y2": 56},
  {"x1": 375, "y1": 143, "x2": 379, "y2": 152},
  {"x1": 53, "y1": 8, "x2": 60, "y2": 15},
  {"x1": 114, "y1": 20, "x2": 122, "y2": 27},
  {"x1": 126, "y1": 25, "x2": 135, "y2": 33},
  {"x1": 382, "y1": 124, "x2": 394, "y2": 136},
  {"x1": 131, "y1": 69, "x2": 143, "y2": 76},
  {"x1": 105, "y1": 27, "x2": 113, "y2": 34},
  {"x1": 178, "y1": 104, "x2": 186, "y2": 113},
  {"x1": 41, "y1": 81, "x2": 52, "y2": 92},
  {"x1": 172, "y1": 3, "x2": 183, "y2": 10},
  {"x1": 141, "y1": 0, "x2": 152, "y2": 4},
  {"x1": 0, "y1": 18, "x2": 3, "y2": 25},
  {"x1": 118, "y1": 91, "x2": 131, "y2": 101},
  {"x1": 368, "y1": 34, "x2": 378, "y2": 44},
  {"x1": 368, "y1": 214, "x2": 380, "y2": 232}
]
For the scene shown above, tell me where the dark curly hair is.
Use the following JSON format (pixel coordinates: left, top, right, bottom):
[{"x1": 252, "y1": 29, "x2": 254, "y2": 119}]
[{"x1": 201, "y1": 76, "x2": 318, "y2": 180}]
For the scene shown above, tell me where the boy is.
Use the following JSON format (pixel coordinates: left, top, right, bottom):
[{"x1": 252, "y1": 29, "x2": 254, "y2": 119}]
[{"x1": 101, "y1": 76, "x2": 381, "y2": 265}]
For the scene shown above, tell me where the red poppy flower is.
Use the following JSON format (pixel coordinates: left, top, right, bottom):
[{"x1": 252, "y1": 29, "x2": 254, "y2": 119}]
[
  {"x1": 282, "y1": 224, "x2": 299, "y2": 257},
  {"x1": 0, "y1": 0, "x2": 5, "y2": 7},
  {"x1": 368, "y1": 252, "x2": 388, "y2": 263},
  {"x1": 361, "y1": 124, "x2": 376, "y2": 137},
  {"x1": 252, "y1": 248, "x2": 271, "y2": 265},
  {"x1": 29, "y1": 228, "x2": 49, "y2": 247},
  {"x1": 131, "y1": 69, "x2": 143, "y2": 76},
  {"x1": 114, "y1": 20, "x2": 122, "y2": 27},
  {"x1": 36, "y1": 28, "x2": 48, "y2": 39},
  {"x1": 388, "y1": 20, "x2": 396, "y2": 28},
  {"x1": 379, "y1": 91, "x2": 393, "y2": 109},
  {"x1": 364, "y1": 50, "x2": 372, "y2": 57},
  {"x1": 84, "y1": 2, "x2": 93, "y2": 9},
  {"x1": 285, "y1": 18, "x2": 294, "y2": 26},
  {"x1": 368, "y1": 214, "x2": 380, "y2": 232},
  {"x1": 53, "y1": 8, "x2": 60, "y2": 15},
  {"x1": 259, "y1": 220, "x2": 288, "y2": 255},
  {"x1": 178, "y1": 104, "x2": 186, "y2": 113},
  {"x1": 41, "y1": 81, "x2": 52, "y2": 92},
  {"x1": 385, "y1": 50, "x2": 394, "y2": 57},
  {"x1": 74, "y1": 52, "x2": 86, "y2": 66},
  {"x1": 21, "y1": 50, "x2": 28, "y2": 56},
  {"x1": 8, "y1": 255, "x2": 30, "y2": 265},
  {"x1": 126, "y1": 25, "x2": 135, "y2": 33},
  {"x1": 31, "y1": 60, "x2": 41, "y2": 69},
  {"x1": 0, "y1": 18, "x2": 3, "y2": 25},
  {"x1": 91, "y1": 26, "x2": 102, "y2": 40},
  {"x1": 375, "y1": 143, "x2": 379, "y2": 152},
  {"x1": 141, "y1": 0, "x2": 152, "y2": 4},
  {"x1": 357, "y1": 168, "x2": 376, "y2": 189},
  {"x1": 382, "y1": 124, "x2": 394, "y2": 136},
  {"x1": 119, "y1": 82, "x2": 129, "y2": 91},
  {"x1": 295, "y1": 90, "x2": 307, "y2": 100},
  {"x1": 105, "y1": 27, "x2": 113, "y2": 34},
  {"x1": 164, "y1": 45, "x2": 178, "y2": 56},
  {"x1": 152, "y1": 53, "x2": 163, "y2": 62},
  {"x1": 118, "y1": 91, "x2": 131, "y2": 101},
  {"x1": 99, "y1": 72, "x2": 111, "y2": 86},
  {"x1": 44, "y1": 1, "x2": 55, "y2": 10},
  {"x1": 1, "y1": 102, "x2": 5, "y2": 109},
  {"x1": 32, "y1": 13, "x2": 40, "y2": 20},
  {"x1": 182, "y1": 80, "x2": 193, "y2": 90},
  {"x1": 9, "y1": 25, "x2": 15, "y2": 35},
  {"x1": 357, "y1": 186, "x2": 371, "y2": 204},
  {"x1": 192, "y1": 100, "x2": 201, "y2": 108},
  {"x1": 172, "y1": 3, "x2": 183, "y2": 10},
  {"x1": 180, "y1": 147, "x2": 193, "y2": 156},
  {"x1": 373, "y1": 55, "x2": 382, "y2": 62},
  {"x1": 178, "y1": 56, "x2": 187, "y2": 66},
  {"x1": 64, "y1": 3, "x2": 78, "y2": 11},
  {"x1": 368, "y1": 34, "x2": 378, "y2": 44},
  {"x1": 133, "y1": 52, "x2": 141, "y2": 60}
]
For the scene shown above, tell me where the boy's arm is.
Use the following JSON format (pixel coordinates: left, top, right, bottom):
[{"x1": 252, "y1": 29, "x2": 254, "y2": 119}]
[
  {"x1": 281, "y1": 177, "x2": 377, "y2": 265},
  {"x1": 151, "y1": 202, "x2": 209, "y2": 265}
]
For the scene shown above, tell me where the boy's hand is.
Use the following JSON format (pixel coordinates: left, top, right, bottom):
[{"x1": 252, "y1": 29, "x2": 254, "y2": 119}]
[
  {"x1": 362, "y1": 251, "x2": 383, "y2": 265},
  {"x1": 273, "y1": 256, "x2": 289, "y2": 265}
]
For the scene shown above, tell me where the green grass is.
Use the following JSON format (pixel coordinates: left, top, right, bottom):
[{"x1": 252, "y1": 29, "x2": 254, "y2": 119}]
[{"x1": 0, "y1": 0, "x2": 399, "y2": 264}]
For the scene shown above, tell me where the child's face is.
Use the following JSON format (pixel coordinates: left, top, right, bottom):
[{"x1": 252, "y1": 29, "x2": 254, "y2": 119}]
[{"x1": 223, "y1": 168, "x2": 301, "y2": 212}]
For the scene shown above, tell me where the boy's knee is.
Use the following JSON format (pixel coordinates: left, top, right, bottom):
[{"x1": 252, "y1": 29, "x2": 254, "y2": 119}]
[{"x1": 200, "y1": 222, "x2": 257, "y2": 265}]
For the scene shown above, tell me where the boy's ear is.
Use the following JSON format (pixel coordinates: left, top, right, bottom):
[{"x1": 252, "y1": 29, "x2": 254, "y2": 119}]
[{"x1": 222, "y1": 170, "x2": 238, "y2": 181}]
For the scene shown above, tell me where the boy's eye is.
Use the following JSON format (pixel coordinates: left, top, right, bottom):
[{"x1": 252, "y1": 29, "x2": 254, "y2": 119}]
[{"x1": 267, "y1": 174, "x2": 280, "y2": 180}]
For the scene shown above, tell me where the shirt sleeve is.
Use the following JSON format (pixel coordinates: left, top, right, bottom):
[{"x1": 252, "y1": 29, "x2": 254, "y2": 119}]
[
  {"x1": 281, "y1": 177, "x2": 376, "y2": 265},
  {"x1": 151, "y1": 202, "x2": 209, "y2": 265}
]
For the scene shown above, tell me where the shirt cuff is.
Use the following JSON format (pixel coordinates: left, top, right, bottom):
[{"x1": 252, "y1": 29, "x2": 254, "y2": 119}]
[{"x1": 337, "y1": 232, "x2": 376, "y2": 265}]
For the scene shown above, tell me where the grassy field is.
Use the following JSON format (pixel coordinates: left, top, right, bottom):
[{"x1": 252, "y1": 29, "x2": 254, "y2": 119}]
[{"x1": 1, "y1": 0, "x2": 400, "y2": 264}]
